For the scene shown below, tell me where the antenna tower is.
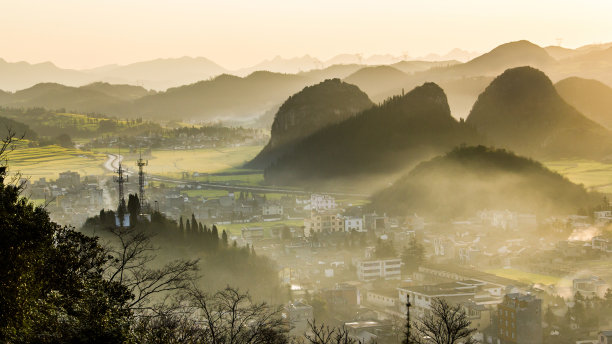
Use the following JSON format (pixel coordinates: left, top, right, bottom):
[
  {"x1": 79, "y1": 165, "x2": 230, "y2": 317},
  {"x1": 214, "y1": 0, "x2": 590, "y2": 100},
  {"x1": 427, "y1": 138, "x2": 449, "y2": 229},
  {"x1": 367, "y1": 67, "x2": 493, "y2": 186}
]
[
  {"x1": 136, "y1": 151, "x2": 148, "y2": 211},
  {"x1": 113, "y1": 151, "x2": 128, "y2": 208}
]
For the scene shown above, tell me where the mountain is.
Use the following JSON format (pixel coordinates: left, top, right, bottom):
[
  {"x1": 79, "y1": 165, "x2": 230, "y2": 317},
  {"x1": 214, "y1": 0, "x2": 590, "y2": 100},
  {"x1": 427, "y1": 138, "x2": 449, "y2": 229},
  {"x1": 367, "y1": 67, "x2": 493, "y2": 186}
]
[
  {"x1": 87, "y1": 56, "x2": 228, "y2": 90},
  {"x1": 248, "y1": 79, "x2": 373, "y2": 168},
  {"x1": 343, "y1": 66, "x2": 407, "y2": 98},
  {"x1": 0, "y1": 58, "x2": 92, "y2": 91},
  {"x1": 123, "y1": 71, "x2": 310, "y2": 121},
  {"x1": 466, "y1": 67, "x2": 612, "y2": 159},
  {"x1": 391, "y1": 60, "x2": 460, "y2": 74},
  {"x1": 238, "y1": 55, "x2": 323, "y2": 75},
  {"x1": 263, "y1": 82, "x2": 481, "y2": 188},
  {"x1": 419, "y1": 48, "x2": 479, "y2": 62},
  {"x1": 544, "y1": 46, "x2": 581, "y2": 60},
  {"x1": 371, "y1": 145, "x2": 598, "y2": 219},
  {"x1": 450, "y1": 40, "x2": 555, "y2": 76},
  {"x1": 555, "y1": 77, "x2": 612, "y2": 129},
  {"x1": 0, "y1": 82, "x2": 153, "y2": 114}
]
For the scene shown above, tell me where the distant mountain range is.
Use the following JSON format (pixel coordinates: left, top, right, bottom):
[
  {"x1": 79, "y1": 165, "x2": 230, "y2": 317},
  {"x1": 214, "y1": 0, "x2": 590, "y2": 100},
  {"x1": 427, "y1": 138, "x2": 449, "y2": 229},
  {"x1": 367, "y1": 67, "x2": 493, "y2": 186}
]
[
  {"x1": 2, "y1": 39, "x2": 612, "y2": 125},
  {"x1": 371, "y1": 145, "x2": 599, "y2": 218}
]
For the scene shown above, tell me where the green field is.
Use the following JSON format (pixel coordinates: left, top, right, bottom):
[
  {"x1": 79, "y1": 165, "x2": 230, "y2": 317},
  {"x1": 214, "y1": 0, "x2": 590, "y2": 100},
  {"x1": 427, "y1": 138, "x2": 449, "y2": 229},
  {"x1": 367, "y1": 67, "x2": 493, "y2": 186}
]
[
  {"x1": 485, "y1": 268, "x2": 566, "y2": 286},
  {"x1": 544, "y1": 159, "x2": 612, "y2": 193}
]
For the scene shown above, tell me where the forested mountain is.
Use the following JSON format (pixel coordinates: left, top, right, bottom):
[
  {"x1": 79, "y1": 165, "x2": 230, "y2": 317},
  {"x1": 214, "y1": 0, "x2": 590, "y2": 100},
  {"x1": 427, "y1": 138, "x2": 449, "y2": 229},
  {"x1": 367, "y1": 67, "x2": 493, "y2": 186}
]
[
  {"x1": 263, "y1": 83, "x2": 481, "y2": 187},
  {"x1": 248, "y1": 79, "x2": 373, "y2": 168},
  {"x1": 555, "y1": 77, "x2": 612, "y2": 129},
  {"x1": 371, "y1": 145, "x2": 599, "y2": 219},
  {"x1": 466, "y1": 67, "x2": 612, "y2": 159}
]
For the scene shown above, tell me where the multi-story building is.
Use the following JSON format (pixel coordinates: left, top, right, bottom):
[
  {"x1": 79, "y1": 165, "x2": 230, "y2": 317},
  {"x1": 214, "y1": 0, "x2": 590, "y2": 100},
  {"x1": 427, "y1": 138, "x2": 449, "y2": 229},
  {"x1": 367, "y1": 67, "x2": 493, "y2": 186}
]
[
  {"x1": 304, "y1": 211, "x2": 344, "y2": 235},
  {"x1": 573, "y1": 276, "x2": 609, "y2": 298},
  {"x1": 241, "y1": 226, "x2": 264, "y2": 242},
  {"x1": 356, "y1": 258, "x2": 401, "y2": 281},
  {"x1": 397, "y1": 280, "x2": 502, "y2": 318},
  {"x1": 263, "y1": 201, "x2": 283, "y2": 216},
  {"x1": 345, "y1": 217, "x2": 364, "y2": 232},
  {"x1": 496, "y1": 293, "x2": 542, "y2": 344},
  {"x1": 310, "y1": 194, "x2": 336, "y2": 211}
]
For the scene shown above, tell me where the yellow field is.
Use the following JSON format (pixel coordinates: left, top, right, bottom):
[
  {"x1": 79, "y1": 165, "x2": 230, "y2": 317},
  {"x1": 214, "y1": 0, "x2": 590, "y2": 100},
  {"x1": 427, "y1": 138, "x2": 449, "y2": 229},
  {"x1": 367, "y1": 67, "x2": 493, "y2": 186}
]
[
  {"x1": 7, "y1": 145, "x2": 107, "y2": 180},
  {"x1": 8, "y1": 144, "x2": 264, "y2": 181},
  {"x1": 121, "y1": 145, "x2": 263, "y2": 176},
  {"x1": 485, "y1": 268, "x2": 566, "y2": 286},
  {"x1": 544, "y1": 159, "x2": 612, "y2": 193}
]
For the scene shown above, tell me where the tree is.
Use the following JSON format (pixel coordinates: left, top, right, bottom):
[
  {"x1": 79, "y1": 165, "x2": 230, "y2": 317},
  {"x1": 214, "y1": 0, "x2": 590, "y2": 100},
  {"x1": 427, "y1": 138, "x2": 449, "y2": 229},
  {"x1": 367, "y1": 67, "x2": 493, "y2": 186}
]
[
  {"x1": 402, "y1": 236, "x2": 425, "y2": 274},
  {"x1": 410, "y1": 298, "x2": 477, "y2": 344},
  {"x1": 0, "y1": 132, "x2": 132, "y2": 342},
  {"x1": 304, "y1": 320, "x2": 360, "y2": 344},
  {"x1": 127, "y1": 193, "x2": 141, "y2": 226},
  {"x1": 374, "y1": 237, "x2": 396, "y2": 258},
  {"x1": 222, "y1": 230, "x2": 229, "y2": 247},
  {"x1": 133, "y1": 287, "x2": 288, "y2": 343}
]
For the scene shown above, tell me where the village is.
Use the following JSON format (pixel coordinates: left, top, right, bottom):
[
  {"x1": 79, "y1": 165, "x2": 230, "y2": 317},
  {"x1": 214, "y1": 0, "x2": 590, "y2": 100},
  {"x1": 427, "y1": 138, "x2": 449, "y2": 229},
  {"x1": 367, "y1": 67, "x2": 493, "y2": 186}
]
[{"x1": 24, "y1": 168, "x2": 612, "y2": 344}]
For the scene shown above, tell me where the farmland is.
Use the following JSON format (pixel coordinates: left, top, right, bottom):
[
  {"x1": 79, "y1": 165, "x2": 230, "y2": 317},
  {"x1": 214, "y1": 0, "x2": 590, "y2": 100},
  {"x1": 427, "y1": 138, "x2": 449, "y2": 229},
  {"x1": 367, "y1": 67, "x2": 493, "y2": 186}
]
[
  {"x1": 485, "y1": 268, "x2": 566, "y2": 286},
  {"x1": 7, "y1": 145, "x2": 107, "y2": 179},
  {"x1": 544, "y1": 159, "x2": 612, "y2": 193}
]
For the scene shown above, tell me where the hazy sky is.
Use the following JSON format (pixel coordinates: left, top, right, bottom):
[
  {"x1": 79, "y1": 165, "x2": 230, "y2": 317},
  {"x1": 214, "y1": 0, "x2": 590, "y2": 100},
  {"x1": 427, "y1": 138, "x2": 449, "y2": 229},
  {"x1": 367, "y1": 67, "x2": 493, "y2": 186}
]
[{"x1": 1, "y1": 0, "x2": 611, "y2": 70}]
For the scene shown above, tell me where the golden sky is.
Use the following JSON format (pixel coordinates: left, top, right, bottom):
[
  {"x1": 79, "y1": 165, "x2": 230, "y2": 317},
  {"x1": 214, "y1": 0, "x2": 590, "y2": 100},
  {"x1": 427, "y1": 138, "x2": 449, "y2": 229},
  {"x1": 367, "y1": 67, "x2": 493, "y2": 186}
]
[{"x1": 1, "y1": 0, "x2": 610, "y2": 69}]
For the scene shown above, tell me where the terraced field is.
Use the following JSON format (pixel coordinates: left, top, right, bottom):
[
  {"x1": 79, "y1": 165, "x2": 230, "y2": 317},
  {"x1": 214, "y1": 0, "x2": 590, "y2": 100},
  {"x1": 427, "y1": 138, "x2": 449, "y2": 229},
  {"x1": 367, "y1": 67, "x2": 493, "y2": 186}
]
[{"x1": 7, "y1": 145, "x2": 107, "y2": 179}]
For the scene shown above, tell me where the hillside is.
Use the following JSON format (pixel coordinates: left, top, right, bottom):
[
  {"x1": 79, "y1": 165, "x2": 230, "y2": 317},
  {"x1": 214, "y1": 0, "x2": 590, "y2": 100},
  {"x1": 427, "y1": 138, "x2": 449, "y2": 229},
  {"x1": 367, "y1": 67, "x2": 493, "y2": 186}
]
[
  {"x1": 371, "y1": 145, "x2": 599, "y2": 218},
  {"x1": 248, "y1": 79, "x2": 373, "y2": 168},
  {"x1": 124, "y1": 71, "x2": 310, "y2": 121},
  {"x1": 0, "y1": 82, "x2": 152, "y2": 114},
  {"x1": 86, "y1": 56, "x2": 229, "y2": 90},
  {"x1": 555, "y1": 77, "x2": 612, "y2": 129},
  {"x1": 466, "y1": 67, "x2": 612, "y2": 159},
  {"x1": 450, "y1": 40, "x2": 555, "y2": 76},
  {"x1": 0, "y1": 58, "x2": 93, "y2": 91},
  {"x1": 263, "y1": 83, "x2": 481, "y2": 188}
]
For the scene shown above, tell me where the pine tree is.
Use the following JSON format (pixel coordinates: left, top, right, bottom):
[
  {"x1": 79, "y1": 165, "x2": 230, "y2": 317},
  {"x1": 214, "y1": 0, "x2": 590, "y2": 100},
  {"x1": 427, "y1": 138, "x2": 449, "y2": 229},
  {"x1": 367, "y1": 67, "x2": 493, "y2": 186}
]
[
  {"x1": 222, "y1": 230, "x2": 229, "y2": 247},
  {"x1": 179, "y1": 216, "x2": 184, "y2": 231},
  {"x1": 191, "y1": 214, "x2": 197, "y2": 232},
  {"x1": 212, "y1": 225, "x2": 220, "y2": 249}
]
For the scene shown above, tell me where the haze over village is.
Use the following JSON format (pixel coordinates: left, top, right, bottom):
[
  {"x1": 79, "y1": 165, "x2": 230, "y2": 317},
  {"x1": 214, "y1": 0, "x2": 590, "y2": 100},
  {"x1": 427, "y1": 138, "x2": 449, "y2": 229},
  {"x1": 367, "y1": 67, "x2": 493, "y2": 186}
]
[{"x1": 3, "y1": 1, "x2": 612, "y2": 344}]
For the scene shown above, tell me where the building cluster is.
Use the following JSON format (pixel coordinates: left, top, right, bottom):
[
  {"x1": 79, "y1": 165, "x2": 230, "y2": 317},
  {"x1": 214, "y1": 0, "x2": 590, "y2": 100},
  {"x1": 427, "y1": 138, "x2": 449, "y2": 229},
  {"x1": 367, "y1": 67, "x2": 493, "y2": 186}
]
[{"x1": 26, "y1": 171, "x2": 105, "y2": 226}]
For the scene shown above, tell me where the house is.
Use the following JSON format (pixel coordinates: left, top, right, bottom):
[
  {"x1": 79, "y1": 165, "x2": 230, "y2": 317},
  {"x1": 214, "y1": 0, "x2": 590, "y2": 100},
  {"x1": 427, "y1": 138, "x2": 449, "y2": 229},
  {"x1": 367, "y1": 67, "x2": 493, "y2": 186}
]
[
  {"x1": 599, "y1": 330, "x2": 612, "y2": 344},
  {"x1": 345, "y1": 217, "x2": 364, "y2": 232},
  {"x1": 310, "y1": 194, "x2": 336, "y2": 211},
  {"x1": 365, "y1": 289, "x2": 397, "y2": 308},
  {"x1": 573, "y1": 276, "x2": 609, "y2": 298},
  {"x1": 398, "y1": 280, "x2": 501, "y2": 318},
  {"x1": 263, "y1": 201, "x2": 283, "y2": 217},
  {"x1": 356, "y1": 258, "x2": 401, "y2": 281},
  {"x1": 241, "y1": 226, "x2": 264, "y2": 242},
  {"x1": 495, "y1": 293, "x2": 542, "y2": 344},
  {"x1": 592, "y1": 236, "x2": 612, "y2": 253},
  {"x1": 304, "y1": 211, "x2": 344, "y2": 236}
]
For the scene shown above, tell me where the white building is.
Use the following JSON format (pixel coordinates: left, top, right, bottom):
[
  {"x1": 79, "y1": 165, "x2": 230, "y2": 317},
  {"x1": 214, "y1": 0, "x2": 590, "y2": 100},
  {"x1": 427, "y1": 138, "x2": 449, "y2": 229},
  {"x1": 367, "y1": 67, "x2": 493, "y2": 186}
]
[
  {"x1": 356, "y1": 258, "x2": 401, "y2": 281},
  {"x1": 310, "y1": 194, "x2": 337, "y2": 211},
  {"x1": 573, "y1": 276, "x2": 609, "y2": 298},
  {"x1": 263, "y1": 202, "x2": 283, "y2": 216},
  {"x1": 345, "y1": 217, "x2": 364, "y2": 232}
]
